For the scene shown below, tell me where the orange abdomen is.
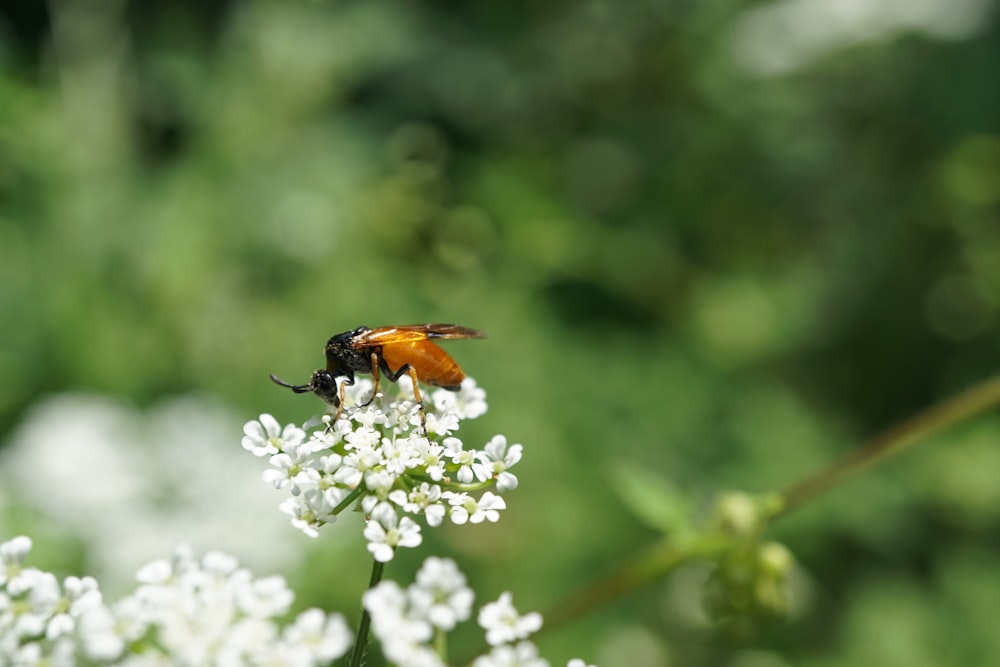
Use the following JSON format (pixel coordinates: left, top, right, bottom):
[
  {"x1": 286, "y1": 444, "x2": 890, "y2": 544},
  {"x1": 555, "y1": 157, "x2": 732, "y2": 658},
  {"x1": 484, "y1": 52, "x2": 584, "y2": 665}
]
[{"x1": 381, "y1": 340, "x2": 466, "y2": 389}]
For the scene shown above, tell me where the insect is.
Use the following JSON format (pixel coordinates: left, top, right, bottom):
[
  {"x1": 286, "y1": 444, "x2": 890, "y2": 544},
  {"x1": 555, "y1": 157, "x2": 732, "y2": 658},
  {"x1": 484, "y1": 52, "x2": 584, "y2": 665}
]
[{"x1": 269, "y1": 323, "x2": 486, "y2": 428}]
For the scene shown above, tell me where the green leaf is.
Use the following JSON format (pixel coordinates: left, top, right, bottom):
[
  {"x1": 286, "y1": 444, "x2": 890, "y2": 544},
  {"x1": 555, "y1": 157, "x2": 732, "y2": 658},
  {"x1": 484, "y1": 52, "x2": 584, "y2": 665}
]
[{"x1": 611, "y1": 463, "x2": 694, "y2": 540}]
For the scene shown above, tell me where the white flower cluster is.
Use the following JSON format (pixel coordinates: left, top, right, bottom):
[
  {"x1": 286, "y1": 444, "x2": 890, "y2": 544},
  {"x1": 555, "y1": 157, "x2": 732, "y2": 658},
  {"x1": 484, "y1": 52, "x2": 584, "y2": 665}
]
[
  {"x1": 364, "y1": 556, "x2": 596, "y2": 667},
  {"x1": 0, "y1": 395, "x2": 299, "y2": 590},
  {"x1": 0, "y1": 536, "x2": 350, "y2": 667},
  {"x1": 242, "y1": 377, "x2": 523, "y2": 561},
  {"x1": 0, "y1": 536, "x2": 103, "y2": 666}
]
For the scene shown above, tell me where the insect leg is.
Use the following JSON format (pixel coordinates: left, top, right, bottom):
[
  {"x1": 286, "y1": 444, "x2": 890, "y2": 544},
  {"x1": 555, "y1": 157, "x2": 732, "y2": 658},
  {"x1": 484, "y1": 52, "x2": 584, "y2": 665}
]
[
  {"x1": 323, "y1": 389, "x2": 345, "y2": 434},
  {"x1": 362, "y1": 352, "x2": 382, "y2": 407},
  {"x1": 382, "y1": 361, "x2": 428, "y2": 433},
  {"x1": 326, "y1": 375, "x2": 352, "y2": 432},
  {"x1": 406, "y1": 366, "x2": 427, "y2": 433},
  {"x1": 335, "y1": 381, "x2": 346, "y2": 420}
]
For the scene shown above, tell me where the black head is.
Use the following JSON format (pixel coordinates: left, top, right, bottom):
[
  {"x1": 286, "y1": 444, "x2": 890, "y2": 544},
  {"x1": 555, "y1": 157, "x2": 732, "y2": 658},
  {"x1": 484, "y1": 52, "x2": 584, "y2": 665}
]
[{"x1": 269, "y1": 370, "x2": 341, "y2": 407}]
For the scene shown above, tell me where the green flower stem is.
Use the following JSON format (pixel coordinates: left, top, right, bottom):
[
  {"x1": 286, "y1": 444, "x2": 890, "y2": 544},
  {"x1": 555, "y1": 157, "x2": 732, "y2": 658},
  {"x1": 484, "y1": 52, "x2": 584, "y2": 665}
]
[
  {"x1": 543, "y1": 534, "x2": 730, "y2": 629},
  {"x1": 543, "y1": 370, "x2": 1000, "y2": 631},
  {"x1": 434, "y1": 627, "x2": 448, "y2": 663},
  {"x1": 348, "y1": 557, "x2": 386, "y2": 667},
  {"x1": 332, "y1": 486, "x2": 365, "y2": 516},
  {"x1": 402, "y1": 473, "x2": 492, "y2": 492},
  {"x1": 446, "y1": 480, "x2": 494, "y2": 492},
  {"x1": 776, "y1": 370, "x2": 1000, "y2": 517}
]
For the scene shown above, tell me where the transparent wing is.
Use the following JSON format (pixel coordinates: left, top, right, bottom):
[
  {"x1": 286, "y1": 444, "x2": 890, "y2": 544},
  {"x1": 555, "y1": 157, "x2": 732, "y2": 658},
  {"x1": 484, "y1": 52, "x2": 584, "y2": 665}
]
[{"x1": 353, "y1": 324, "x2": 487, "y2": 346}]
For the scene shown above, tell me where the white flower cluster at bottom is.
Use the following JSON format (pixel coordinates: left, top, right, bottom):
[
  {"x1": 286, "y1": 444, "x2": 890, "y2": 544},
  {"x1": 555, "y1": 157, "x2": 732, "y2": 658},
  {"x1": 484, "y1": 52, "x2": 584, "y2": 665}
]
[
  {"x1": 0, "y1": 537, "x2": 598, "y2": 667},
  {"x1": 0, "y1": 536, "x2": 350, "y2": 667},
  {"x1": 364, "y1": 556, "x2": 597, "y2": 667}
]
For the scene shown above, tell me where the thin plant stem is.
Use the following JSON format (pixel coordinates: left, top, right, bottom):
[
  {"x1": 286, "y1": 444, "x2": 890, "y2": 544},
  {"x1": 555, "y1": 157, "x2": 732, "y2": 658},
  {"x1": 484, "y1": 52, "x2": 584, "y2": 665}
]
[
  {"x1": 348, "y1": 558, "x2": 386, "y2": 667},
  {"x1": 776, "y1": 370, "x2": 1000, "y2": 516},
  {"x1": 542, "y1": 370, "x2": 1000, "y2": 631},
  {"x1": 543, "y1": 535, "x2": 730, "y2": 629},
  {"x1": 333, "y1": 486, "x2": 365, "y2": 516},
  {"x1": 434, "y1": 627, "x2": 448, "y2": 663}
]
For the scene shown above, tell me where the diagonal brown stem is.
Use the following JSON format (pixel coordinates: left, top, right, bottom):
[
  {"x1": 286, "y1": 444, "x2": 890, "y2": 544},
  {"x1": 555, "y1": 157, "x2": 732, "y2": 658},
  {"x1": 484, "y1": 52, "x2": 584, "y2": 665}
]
[
  {"x1": 542, "y1": 536, "x2": 728, "y2": 629},
  {"x1": 776, "y1": 371, "x2": 1000, "y2": 516}
]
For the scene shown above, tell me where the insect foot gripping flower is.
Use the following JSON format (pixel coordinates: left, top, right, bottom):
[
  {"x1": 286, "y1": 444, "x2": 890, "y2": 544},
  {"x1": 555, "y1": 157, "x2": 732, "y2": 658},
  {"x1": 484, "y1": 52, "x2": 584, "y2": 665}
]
[
  {"x1": 365, "y1": 557, "x2": 599, "y2": 667},
  {"x1": 243, "y1": 377, "x2": 522, "y2": 562},
  {"x1": 0, "y1": 536, "x2": 352, "y2": 666}
]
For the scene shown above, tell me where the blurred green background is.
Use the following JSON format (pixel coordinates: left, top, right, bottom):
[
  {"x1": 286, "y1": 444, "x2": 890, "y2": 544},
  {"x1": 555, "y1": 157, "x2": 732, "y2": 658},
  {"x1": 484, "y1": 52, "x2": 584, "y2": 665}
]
[{"x1": 2, "y1": 0, "x2": 999, "y2": 665}]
